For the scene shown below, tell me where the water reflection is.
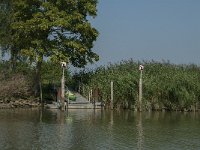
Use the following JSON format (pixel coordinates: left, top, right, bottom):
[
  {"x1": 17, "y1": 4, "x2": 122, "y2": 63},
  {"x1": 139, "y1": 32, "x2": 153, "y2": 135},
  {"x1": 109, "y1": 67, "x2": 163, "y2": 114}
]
[
  {"x1": 110, "y1": 110, "x2": 114, "y2": 126},
  {"x1": 0, "y1": 109, "x2": 200, "y2": 150},
  {"x1": 136, "y1": 112, "x2": 144, "y2": 150}
]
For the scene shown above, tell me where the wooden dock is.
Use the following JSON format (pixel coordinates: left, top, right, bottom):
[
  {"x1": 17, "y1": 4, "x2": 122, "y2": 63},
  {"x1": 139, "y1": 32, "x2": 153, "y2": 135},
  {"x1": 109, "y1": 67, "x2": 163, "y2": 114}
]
[{"x1": 46, "y1": 92, "x2": 103, "y2": 109}]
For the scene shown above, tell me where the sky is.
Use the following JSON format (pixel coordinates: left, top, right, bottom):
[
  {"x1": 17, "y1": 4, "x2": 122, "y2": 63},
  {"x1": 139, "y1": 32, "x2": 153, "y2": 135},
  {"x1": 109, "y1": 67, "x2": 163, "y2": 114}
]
[{"x1": 88, "y1": 0, "x2": 200, "y2": 68}]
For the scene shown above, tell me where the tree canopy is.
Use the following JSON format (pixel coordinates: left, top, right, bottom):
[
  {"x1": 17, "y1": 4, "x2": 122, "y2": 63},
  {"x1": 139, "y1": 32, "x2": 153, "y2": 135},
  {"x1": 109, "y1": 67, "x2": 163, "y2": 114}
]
[
  {"x1": 10, "y1": 0, "x2": 99, "y2": 67},
  {"x1": 0, "y1": 0, "x2": 12, "y2": 50},
  {"x1": 0, "y1": 0, "x2": 99, "y2": 96}
]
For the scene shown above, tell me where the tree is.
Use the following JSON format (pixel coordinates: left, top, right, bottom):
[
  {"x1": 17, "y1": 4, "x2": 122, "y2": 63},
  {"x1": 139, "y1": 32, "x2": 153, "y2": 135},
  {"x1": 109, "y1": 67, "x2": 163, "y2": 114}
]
[
  {"x1": 0, "y1": 0, "x2": 11, "y2": 61},
  {"x1": 0, "y1": 0, "x2": 10, "y2": 49},
  {"x1": 6, "y1": 0, "x2": 99, "y2": 96},
  {"x1": 0, "y1": 0, "x2": 23, "y2": 70}
]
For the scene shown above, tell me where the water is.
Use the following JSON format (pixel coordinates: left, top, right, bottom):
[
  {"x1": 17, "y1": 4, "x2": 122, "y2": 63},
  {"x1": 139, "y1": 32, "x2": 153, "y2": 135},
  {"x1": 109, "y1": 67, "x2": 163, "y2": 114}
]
[{"x1": 0, "y1": 109, "x2": 199, "y2": 150}]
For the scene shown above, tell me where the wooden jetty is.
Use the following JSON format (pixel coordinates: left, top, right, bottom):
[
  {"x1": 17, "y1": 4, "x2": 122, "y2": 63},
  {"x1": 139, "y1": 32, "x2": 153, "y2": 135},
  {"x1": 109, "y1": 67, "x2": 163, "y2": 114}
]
[{"x1": 46, "y1": 92, "x2": 103, "y2": 109}]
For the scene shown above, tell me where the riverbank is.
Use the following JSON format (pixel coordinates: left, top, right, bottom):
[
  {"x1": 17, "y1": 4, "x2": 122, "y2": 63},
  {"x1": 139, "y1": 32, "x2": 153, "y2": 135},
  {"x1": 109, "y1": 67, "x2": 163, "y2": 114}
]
[{"x1": 0, "y1": 99, "x2": 41, "y2": 109}]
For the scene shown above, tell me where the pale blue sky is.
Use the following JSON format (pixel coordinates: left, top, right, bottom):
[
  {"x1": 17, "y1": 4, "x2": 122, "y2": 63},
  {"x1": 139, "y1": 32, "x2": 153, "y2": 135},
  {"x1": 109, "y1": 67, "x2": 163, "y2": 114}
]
[{"x1": 90, "y1": 0, "x2": 200, "y2": 67}]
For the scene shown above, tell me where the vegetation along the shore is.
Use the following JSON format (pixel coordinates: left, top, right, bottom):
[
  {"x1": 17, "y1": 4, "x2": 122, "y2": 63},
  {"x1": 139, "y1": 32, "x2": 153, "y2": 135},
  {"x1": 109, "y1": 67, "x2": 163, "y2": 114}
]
[
  {"x1": 73, "y1": 60, "x2": 200, "y2": 111},
  {"x1": 0, "y1": 0, "x2": 99, "y2": 107},
  {"x1": 0, "y1": 61, "x2": 70, "y2": 108},
  {"x1": 0, "y1": 1, "x2": 199, "y2": 111}
]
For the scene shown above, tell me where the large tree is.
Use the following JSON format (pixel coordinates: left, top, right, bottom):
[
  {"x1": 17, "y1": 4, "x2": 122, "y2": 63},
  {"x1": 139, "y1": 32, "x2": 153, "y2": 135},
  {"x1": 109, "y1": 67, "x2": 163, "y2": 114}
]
[
  {"x1": 0, "y1": 0, "x2": 29, "y2": 70},
  {"x1": 6, "y1": 0, "x2": 99, "y2": 95},
  {"x1": 0, "y1": 0, "x2": 10, "y2": 49},
  {"x1": 0, "y1": 0, "x2": 16, "y2": 66}
]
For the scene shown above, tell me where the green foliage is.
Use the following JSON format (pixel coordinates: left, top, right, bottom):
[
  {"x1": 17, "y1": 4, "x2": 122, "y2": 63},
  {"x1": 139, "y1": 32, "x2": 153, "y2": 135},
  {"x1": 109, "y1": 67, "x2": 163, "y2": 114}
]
[
  {"x1": 41, "y1": 61, "x2": 62, "y2": 85},
  {"x1": 74, "y1": 60, "x2": 200, "y2": 111},
  {"x1": 41, "y1": 60, "x2": 71, "y2": 87},
  {"x1": 0, "y1": 0, "x2": 13, "y2": 51},
  {"x1": 9, "y1": 0, "x2": 99, "y2": 67},
  {"x1": 0, "y1": 0, "x2": 99, "y2": 96},
  {"x1": 40, "y1": 61, "x2": 72, "y2": 100},
  {"x1": 0, "y1": 61, "x2": 72, "y2": 101}
]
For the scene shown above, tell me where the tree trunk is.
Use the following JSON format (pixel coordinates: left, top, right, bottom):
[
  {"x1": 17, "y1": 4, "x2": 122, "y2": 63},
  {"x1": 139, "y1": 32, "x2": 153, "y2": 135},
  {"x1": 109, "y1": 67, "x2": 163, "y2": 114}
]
[
  {"x1": 34, "y1": 60, "x2": 42, "y2": 98},
  {"x1": 10, "y1": 47, "x2": 17, "y2": 72}
]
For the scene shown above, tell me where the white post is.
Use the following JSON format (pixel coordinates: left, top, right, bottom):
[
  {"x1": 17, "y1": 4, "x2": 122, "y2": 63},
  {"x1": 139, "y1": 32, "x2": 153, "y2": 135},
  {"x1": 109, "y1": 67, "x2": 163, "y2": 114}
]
[
  {"x1": 139, "y1": 65, "x2": 144, "y2": 112},
  {"x1": 66, "y1": 86, "x2": 69, "y2": 109},
  {"x1": 111, "y1": 81, "x2": 113, "y2": 110},
  {"x1": 139, "y1": 71, "x2": 142, "y2": 111},
  {"x1": 61, "y1": 68, "x2": 65, "y2": 110},
  {"x1": 61, "y1": 62, "x2": 66, "y2": 110},
  {"x1": 91, "y1": 89, "x2": 93, "y2": 102}
]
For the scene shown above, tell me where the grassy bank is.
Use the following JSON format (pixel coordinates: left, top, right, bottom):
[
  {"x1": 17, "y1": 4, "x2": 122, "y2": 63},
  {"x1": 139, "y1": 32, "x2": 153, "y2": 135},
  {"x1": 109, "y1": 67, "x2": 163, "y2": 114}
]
[{"x1": 73, "y1": 60, "x2": 200, "y2": 111}]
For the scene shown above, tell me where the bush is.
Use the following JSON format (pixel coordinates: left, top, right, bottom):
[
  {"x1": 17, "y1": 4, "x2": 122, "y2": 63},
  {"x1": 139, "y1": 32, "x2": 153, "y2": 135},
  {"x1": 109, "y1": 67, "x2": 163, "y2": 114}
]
[{"x1": 0, "y1": 73, "x2": 32, "y2": 102}]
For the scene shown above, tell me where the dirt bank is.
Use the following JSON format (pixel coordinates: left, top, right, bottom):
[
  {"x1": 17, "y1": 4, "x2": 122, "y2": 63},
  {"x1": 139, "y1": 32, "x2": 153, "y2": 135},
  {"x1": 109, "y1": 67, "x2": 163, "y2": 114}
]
[{"x1": 0, "y1": 99, "x2": 41, "y2": 109}]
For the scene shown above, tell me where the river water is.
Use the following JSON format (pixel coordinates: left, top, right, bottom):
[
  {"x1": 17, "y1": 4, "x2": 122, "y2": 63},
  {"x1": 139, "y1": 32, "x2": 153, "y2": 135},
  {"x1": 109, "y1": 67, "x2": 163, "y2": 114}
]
[{"x1": 0, "y1": 109, "x2": 199, "y2": 150}]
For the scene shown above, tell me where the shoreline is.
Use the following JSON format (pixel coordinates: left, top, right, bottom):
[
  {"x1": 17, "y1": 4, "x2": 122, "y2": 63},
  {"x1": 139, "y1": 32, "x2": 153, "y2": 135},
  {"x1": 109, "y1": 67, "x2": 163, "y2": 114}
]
[
  {"x1": 0, "y1": 99, "x2": 41, "y2": 109},
  {"x1": 0, "y1": 99, "x2": 199, "y2": 112}
]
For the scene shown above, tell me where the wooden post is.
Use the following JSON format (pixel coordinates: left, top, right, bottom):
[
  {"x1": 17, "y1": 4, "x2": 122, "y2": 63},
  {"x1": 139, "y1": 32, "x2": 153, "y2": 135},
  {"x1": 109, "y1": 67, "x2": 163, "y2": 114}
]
[
  {"x1": 139, "y1": 71, "x2": 142, "y2": 111},
  {"x1": 39, "y1": 82, "x2": 43, "y2": 104},
  {"x1": 57, "y1": 88, "x2": 61, "y2": 102},
  {"x1": 139, "y1": 65, "x2": 144, "y2": 112},
  {"x1": 92, "y1": 89, "x2": 96, "y2": 109},
  {"x1": 60, "y1": 62, "x2": 66, "y2": 111},
  {"x1": 64, "y1": 101, "x2": 67, "y2": 110},
  {"x1": 67, "y1": 90, "x2": 69, "y2": 110},
  {"x1": 88, "y1": 89, "x2": 91, "y2": 102},
  {"x1": 111, "y1": 81, "x2": 114, "y2": 110},
  {"x1": 91, "y1": 89, "x2": 93, "y2": 102},
  {"x1": 61, "y1": 70, "x2": 65, "y2": 110}
]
